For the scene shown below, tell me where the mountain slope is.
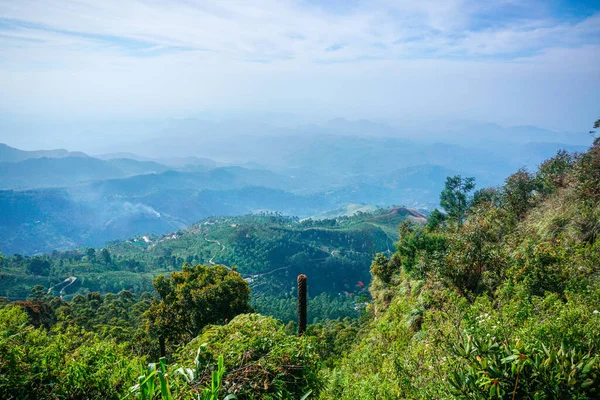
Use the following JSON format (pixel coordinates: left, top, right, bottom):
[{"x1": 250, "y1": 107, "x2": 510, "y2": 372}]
[
  {"x1": 0, "y1": 183, "x2": 346, "y2": 255},
  {"x1": 0, "y1": 156, "x2": 174, "y2": 190},
  {"x1": 0, "y1": 207, "x2": 422, "y2": 300},
  {"x1": 0, "y1": 143, "x2": 88, "y2": 163},
  {"x1": 319, "y1": 139, "x2": 600, "y2": 399}
]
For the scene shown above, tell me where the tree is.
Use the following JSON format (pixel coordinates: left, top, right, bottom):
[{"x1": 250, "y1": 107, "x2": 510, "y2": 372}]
[
  {"x1": 370, "y1": 253, "x2": 392, "y2": 283},
  {"x1": 99, "y1": 248, "x2": 112, "y2": 265},
  {"x1": 27, "y1": 285, "x2": 46, "y2": 301},
  {"x1": 440, "y1": 175, "x2": 476, "y2": 227},
  {"x1": 589, "y1": 118, "x2": 599, "y2": 139},
  {"x1": 146, "y1": 264, "x2": 252, "y2": 348},
  {"x1": 426, "y1": 208, "x2": 446, "y2": 231},
  {"x1": 502, "y1": 168, "x2": 538, "y2": 219},
  {"x1": 28, "y1": 258, "x2": 50, "y2": 276},
  {"x1": 86, "y1": 248, "x2": 96, "y2": 262},
  {"x1": 575, "y1": 124, "x2": 600, "y2": 203},
  {"x1": 470, "y1": 187, "x2": 500, "y2": 211},
  {"x1": 393, "y1": 221, "x2": 447, "y2": 279},
  {"x1": 536, "y1": 150, "x2": 574, "y2": 195}
]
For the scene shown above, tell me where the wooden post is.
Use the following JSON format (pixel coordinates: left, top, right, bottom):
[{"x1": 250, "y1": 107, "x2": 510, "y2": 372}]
[
  {"x1": 297, "y1": 274, "x2": 307, "y2": 335},
  {"x1": 159, "y1": 335, "x2": 166, "y2": 358}
]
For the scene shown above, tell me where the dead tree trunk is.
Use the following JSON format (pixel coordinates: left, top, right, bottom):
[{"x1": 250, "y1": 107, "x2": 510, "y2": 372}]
[{"x1": 297, "y1": 274, "x2": 307, "y2": 335}]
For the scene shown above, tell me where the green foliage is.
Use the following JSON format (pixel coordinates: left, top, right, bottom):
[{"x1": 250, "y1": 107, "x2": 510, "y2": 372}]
[
  {"x1": 100, "y1": 248, "x2": 113, "y2": 265},
  {"x1": 449, "y1": 335, "x2": 599, "y2": 399},
  {"x1": 146, "y1": 264, "x2": 252, "y2": 348},
  {"x1": 28, "y1": 257, "x2": 51, "y2": 276},
  {"x1": 0, "y1": 208, "x2": 410, "y2": 318},
  {"x1": 321, "y1": 140, "x2": 600, "y2": 399},
  {"x1": 575, "y1": 138, "x2": 600, "y2": 205},
  {"x1": 252, "y1": 292, "x2": 362, "y2": 324},
  {"x1": 470, "y1": 187, "x2": 500, "y2": 211},
  {"x1": 0, "y1": 306, "x2": 144, "y2": 399},
  {"x1": 125, "y1": 354, "x2": 238, "y2": 400},
  {"x1": 438, "y1": 206, "x2": 509, "y2": 295},
  {"x1": 426, "y1": 208, "x2": 446, "y2": 231},
  {"x1": 179, "y1": 314, "x2": 323, "y2": 399},
  {"x1": 305, "y1": 317, "x2": 363, "y2": 369},
  {"x1": 393, "y1": 221, "x2": 447, "y2": 279},
  {"x1": 440, "y1": 175, "x2": 476, "y2": 226},
  {"x1": 536, "y1": 149, "x2": 575, "y2": 195},
  {"x1": 501, "y1": 168, "x2": 538, "y2": 220},
  {"x1": 370, "y1": 252, "x2": 393, "y2": 283}
]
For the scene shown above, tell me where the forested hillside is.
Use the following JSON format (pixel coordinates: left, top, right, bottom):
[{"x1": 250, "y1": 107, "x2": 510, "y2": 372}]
[
  {"x1": 0, "y1": 131, "x2": 598, "y2": 399},
  {"x1": 321, "y1": 136, "x2": 600, "y2": 398},
  {"x1": 0, "y1": 207, "x2": 422, "y2": 321}
]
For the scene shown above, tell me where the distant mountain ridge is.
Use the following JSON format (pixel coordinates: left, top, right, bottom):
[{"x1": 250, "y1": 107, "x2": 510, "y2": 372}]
[
  {"x1": 0, "y1": 143, "x2": 89, "y2": 163},
  {"x1": 0, "y1": 133, "x2": 591, "y2": 255},
  {"x1": 0, "y1": 156, "x2": 172, "y2": 190}
]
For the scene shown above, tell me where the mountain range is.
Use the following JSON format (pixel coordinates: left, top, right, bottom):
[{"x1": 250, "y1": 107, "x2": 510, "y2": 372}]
[{"x1": 0, "y1": 119, "x2": 591, "y2": 255}]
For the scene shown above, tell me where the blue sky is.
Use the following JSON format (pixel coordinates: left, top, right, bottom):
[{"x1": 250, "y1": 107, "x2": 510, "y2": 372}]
[{"x1": 0, "y1": 0, "x2": 599, "y2": 136}]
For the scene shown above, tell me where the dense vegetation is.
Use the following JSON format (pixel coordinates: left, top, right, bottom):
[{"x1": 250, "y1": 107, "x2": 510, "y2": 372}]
[
  {"x1": 0, "y1": 207, "x2": 418, "y2": 323},
  {"x1": 0, "y1": 125, "x2": 599, "y2": 399},
  {"x1": 320, "y1": 134, "x2": 600, "y2": 398}
]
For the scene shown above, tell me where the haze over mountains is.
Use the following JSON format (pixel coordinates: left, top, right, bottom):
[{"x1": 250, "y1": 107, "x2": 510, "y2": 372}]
[{"x1": 0, "y1": 117, "x2": 591, "y2": 255}]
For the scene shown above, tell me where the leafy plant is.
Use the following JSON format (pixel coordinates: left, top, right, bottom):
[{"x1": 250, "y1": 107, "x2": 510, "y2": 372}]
[
  {"x1": 449, "y1": 335, "x2": 599, "y2": 399},
  {"x1": 125, "y1": 355, "x2": 237, "y2": 400}
]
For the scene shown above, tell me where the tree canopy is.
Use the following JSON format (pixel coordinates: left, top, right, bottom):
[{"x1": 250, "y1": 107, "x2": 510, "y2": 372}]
[
  {"x1": 146, "y1": 264, "x2": 252, "y2": 347},
  {"x1": 439, "y1": 175, "x2": 476, "y2": 226}
]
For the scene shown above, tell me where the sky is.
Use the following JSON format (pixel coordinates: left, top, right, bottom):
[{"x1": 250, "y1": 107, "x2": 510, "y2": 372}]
[{"x1": 0, "y1": 0, "x2": 599, "y2": 146}]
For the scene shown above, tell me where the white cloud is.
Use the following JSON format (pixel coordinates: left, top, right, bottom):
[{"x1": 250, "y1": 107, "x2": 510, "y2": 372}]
[
  {"x1": 1, "y1": 0, "x2": 598, "y2": 62},
  {"x1": 0, "y1": 0, "x2": 598, "y2": 131}
]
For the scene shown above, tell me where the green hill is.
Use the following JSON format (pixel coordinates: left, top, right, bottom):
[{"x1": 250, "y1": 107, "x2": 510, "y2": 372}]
[
  {"x1": 319, "y1": 140, "x2": 600, "y2": 398},
  {"x1": 0, "y1": 206, "x2": 423, "y2": 302}
]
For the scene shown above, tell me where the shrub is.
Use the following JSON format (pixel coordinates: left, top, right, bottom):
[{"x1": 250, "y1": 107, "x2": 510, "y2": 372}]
[
  {"x1": 178, "y1": 314, "x2": 322, "y2": 399},
  {"x1": 0, "y1": 306, "x2": 143, "y2": 399}
]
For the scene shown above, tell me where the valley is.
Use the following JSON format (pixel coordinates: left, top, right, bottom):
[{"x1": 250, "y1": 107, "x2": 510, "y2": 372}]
[
  {"x1": 0, "y1": 124, "x2": 590, "y2": 257},
  {"x1": 0, "y1": 207, "x2": 422, "y2": 321}
]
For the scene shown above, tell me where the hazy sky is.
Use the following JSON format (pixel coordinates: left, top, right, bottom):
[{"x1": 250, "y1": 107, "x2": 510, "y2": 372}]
[{"x1": 1, "y1": 0, "x2": 599, "y2": 136}]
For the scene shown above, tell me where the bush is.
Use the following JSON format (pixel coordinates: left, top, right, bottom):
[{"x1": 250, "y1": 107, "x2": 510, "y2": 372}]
[
  {"x1": 449, "y1": 334, "x2": 599, "y2": 399},
  {"x1": 178, "y1": 314, "x2": 322, "y2": 399},
  {"x1": 0, "y1": 306, "x2": 144, "y2": 399}
]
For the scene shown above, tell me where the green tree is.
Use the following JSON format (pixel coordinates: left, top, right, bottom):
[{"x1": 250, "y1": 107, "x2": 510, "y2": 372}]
[
  {"x1": 426, "y1": 208, "x2": 446, "y2": 231},
  {"x1": 575, "y1": 132, "x2": 600, "y2": 203},
  {"x1": 27, "y1": 285, "x2": 46, "y2": 301},
  {"x1": 440, "y1": 175, "x2": 476, "y2": 227},
  {"x1": 146, "y1": 264, "x2": 252, "y2": 348},
  {"x1": 469, "y1": 187, "x2": 499, "y2": 211},
  {"x1": 502, "y1": 168, "x2": 538, "y2": 219},
  {"x1": 536, "y1": 149, "x2": 574, "y2": 195},
  {"x1": 370, "y1": 253, "x2": 392, "y2": 283},
  {"x1": 99, "y1": 248, "x2": 111, "y2": 265},
  {"x1": 28, "y1": 258, "x2": 50, "y2": 276},
  {"x1": 85, "y1": 248, "x2": 96, "y2": 262},
  {"x1": 589, "y1": 118, "x2": 599, "y2": 138},
  {"x1": 393, "y1": 221, "x2": 447, "y2": 279}
]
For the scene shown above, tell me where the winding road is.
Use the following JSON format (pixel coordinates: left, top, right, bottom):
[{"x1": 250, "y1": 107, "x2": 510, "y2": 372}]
[
  {"x1": 47, "y1": 276, "x2": 77, "y2": 298},
  {"x1": 204, "y1": 237, "x2": 225, "y2": 265}
]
